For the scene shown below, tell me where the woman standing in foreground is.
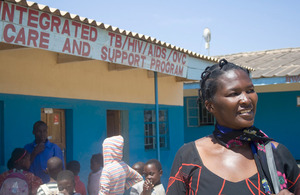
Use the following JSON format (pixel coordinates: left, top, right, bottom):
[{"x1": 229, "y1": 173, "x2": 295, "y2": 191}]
[{"x1": 166, "y1": 59, "x2": 300, "y2": 195}]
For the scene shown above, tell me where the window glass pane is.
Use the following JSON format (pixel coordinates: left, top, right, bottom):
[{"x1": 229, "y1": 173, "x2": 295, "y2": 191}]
[
  {"x1": 199, "y1": 100, "x2": 214, "y2": 126},
  {"x1": 159, "y1": 136, "x2": 165, "y2": 148},
  {"x1": 144, "y1": 110, "x2": 153, "y2": 122},
  {"x1": 145, "y1": 137, "x2": 155, "y2": 150},
  {"x1": 187, "y1": 98, "x2": 198, "y2": 107},
  {"x1": 144, "y1": 109, "x2": 169, "y2": 150},
  {"x1": 144, "y1": 124, "x2": 155, "y2": 136},
  {"x1": 159, "y1": 110, "x2": 166, "y2": 121},
  {"x1": 159, "y1": 123, "x2": 166, "y2": 134},
  {"x1": 188, "y1": 109, "x2": 198, "y2": 117}
]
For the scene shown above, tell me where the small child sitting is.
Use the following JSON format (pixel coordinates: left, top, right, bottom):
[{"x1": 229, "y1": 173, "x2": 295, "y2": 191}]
[
  {"x1": 141, "y1": 159, "x2": 165, "y2": 195},
  {"x1": 37, "y1": 156, "x2": 63, "y2": 195},
  {"x1": 66, "y1": 160, "x2": 87, "y2": 195},
  {"x1": 87, "y1": 153, "x2": 103, "y2": 195},
  {"x1": 57, "y1": 170, "x2": 80, "y2": 195}
]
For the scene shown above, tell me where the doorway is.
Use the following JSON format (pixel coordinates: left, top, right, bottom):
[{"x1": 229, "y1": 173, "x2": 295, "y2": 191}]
[
  {"x1": 41, "y1": 108, "x2": 66, "y2": 164},
  {"x1": 106, "y1": 110, "x2": 129, "y2": 163}
]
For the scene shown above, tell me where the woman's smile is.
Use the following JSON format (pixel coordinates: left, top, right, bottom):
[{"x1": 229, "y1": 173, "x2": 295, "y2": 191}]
[{"x1": 207, "y1": 69, "x2": 258, "y2": 130}]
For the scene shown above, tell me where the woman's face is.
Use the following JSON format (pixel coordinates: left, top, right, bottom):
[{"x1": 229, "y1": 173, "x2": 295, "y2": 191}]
[{"x1": 206, "y1": 69, "x2": 258, "y2": 130}]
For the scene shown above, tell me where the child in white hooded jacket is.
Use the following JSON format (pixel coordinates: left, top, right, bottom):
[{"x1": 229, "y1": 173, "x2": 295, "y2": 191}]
[{"x1": 99, "y1": 135, "x2": 143, "y2": 195}]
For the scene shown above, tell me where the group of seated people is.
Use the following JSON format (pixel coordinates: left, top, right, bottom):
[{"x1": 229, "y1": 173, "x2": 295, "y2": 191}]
[
  {"x1": 0, "y1": 148, "x2": 82, "y2": 195},
  {"x1": 0, "y1": 148, "x2": 165, "y2": 195},
  {"x1": 0, "y1": 121, "x2": 165, "y2": 195}
]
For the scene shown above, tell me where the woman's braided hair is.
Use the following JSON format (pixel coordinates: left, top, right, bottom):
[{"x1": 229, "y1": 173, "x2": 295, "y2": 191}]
[{"x1": 199, "y1": 59, "x2": 250, "y2": 103}]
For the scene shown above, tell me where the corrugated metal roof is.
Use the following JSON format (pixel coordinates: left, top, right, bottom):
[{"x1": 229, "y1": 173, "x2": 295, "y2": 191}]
[
  {"x1": 218, "y1": 48, "x2": 300, "y2": 79},
  {"x1": 5, "y1": 0, "x2": 218, "y2": 63}
]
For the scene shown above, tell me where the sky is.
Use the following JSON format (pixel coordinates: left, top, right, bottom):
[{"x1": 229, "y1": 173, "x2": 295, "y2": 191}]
[{"x1": 31, "y1": 0, "x2": 300, "y2": 56}]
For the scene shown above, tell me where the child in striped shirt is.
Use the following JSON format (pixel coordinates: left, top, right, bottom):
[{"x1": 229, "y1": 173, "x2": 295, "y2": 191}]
[
  {"x1": 99, "y1": 135, "x2": 143, "y2": 195},
  {"x1": 37, "y1": 157, "x2": 63, "y2": 195}
]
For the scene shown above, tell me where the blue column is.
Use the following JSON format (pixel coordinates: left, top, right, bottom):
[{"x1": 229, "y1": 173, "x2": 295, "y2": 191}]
[{"x1": 154, "y1": 72, "x2": 160, "y2": 161}]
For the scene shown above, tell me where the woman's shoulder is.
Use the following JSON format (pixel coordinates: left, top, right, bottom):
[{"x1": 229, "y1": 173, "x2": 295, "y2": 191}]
[{"x1": 175, "y1": 136, "x2": 212, "y2": 161}]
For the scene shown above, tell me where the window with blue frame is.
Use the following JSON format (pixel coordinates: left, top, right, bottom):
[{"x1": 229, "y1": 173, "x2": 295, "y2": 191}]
[
  {"x1": 0, "y1": 101, "x2": 4, "y2": 166},
  {"x1": 186, "y1": 97, "x2": 214, "y2": 127},
  {"x1": 144, "y1": 110, "x2": 169, "y2": 150}
]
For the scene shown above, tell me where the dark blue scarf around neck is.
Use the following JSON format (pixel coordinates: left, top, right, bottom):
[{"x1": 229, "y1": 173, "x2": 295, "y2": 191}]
[
  {"x1": 213, "y1": 124, "x2": 273, "y2": 148},
  {"x1": 213, "y1": 124, "x2": 276, "y2": 194}
]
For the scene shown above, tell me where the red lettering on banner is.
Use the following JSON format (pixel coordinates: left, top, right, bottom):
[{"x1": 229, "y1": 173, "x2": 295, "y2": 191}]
[
  {"x1": 161, "y1": 48, "x2": 166, "y2": 59},
  {"x1": 72, "y1": 21, "x2": 81, "y2": 38},
  {"x1": 2, "y1": 2, "x2": 14, "y2": 22},
  {"x1": 27, "y1": 29, "x2": 39, "y2": 47},
  {"x1": 72, "y1": 40, "x2": 82, "y2": 55},
  {"x1": 108, "y1": 48, "x2": 115, "y2": 62},
  {"x1": 148, "y1": 45, "x2": 153, "y2": 56},
  {"x1": 121, "y1": 51, "x2": 128, "y2": 63},
  {"x1": 82, "y1": 42, "x2": 90, "y2": 56},
  {"x1": 155, "y1": 59, "x2": 160, "y2": 70},
  {"x1": 27, "y1": 9, "x2": 38, "y2": 28},
  {"x1": 137, "y1": 41, "x2": 143, "y2": 53},
  {"x1": 115, "y1": 49, "x2": 122, "y2": 62},
  {"x1": 128, "y1": 38, "x2": 135, "y2": 52},
  {"x1": 3, "y1": 24, "x2": 49, "y2": 49},
  {"x1": 128, "y1": 53, "x2": 134, "y2": 66},
  {"x1": 182, "y1": 54, "x2": 186, "y2": 65},
  {"x1": 155, "y1": 46, "x2": 161, "y2": 58},
  {"x1": 101, "y1": 46, "x2": 108, "y2": 61},
  {"x1": 62, "y1": 38, "x2": 71, "y2": 53},
  {"x1": 14, "y1": 28, "x2": 25, "y2": 44},
  {"x1": 39, "y1": 13, "x2": 50, "y2": 30},
  {"x1": 108, "y1": 32, "x2": 115, "y2": 46},
  {"x1": 134, "y1": 54, "x2": 140, "y2": 66},
  {"x1": 81, "y1": 24, "x2": 89, "y2": 40},
  {"x1": 16, "y1": 6, "x2": 27, "y2": 25},
  {"x1": 172, "y1": 51, "x2": 187, "y2": 65},
  {"x1": 141, "y1": 56, "x2": 146, "y2": 67},
  {"x1": 39, "y1": 32, "x2": 50, "y2": 49},
  {"x1": 100, "y1": 46, "x2": 146, "y2": 68},
  {"x1": 3, "y1": 24, "x2": 15, "y2": 42},
  {"x1": 178, "y1": 66, "x2": 184, "y2": 75},
  {"x1": 51, "y1": 16, "x2": 61, "y2": 33},
  {"x1": 115, "y1": 34, "x2": 122, "y2": 48},
  {"x1": 150, "y1": 58, "x2": 155, "y2": 69},
  {"x1": 90, "y1": 27, "x2": 97, "y2": 42},
  {"x1": 148, "y1": 58, "x2": 183, "y2": 76},
  {"x1": 62, "y1": 20, "x2": 70, "y2": 36},
  {"x1": 170, "y1": 63, "x2": 174, "y2": 74},
  {"x1": 62, "y1": 38, "x2": 90, "y2": 56}
]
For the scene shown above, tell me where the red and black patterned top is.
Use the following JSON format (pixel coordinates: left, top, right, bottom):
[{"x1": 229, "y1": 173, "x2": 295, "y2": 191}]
[{"x1": 166, "y1": 142, "x2": 300, "y2": 195}]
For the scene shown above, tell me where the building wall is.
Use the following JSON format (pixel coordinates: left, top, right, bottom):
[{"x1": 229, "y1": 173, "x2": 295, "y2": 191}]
[
  {"x1": 0, "y1": 93, "x2": 183, "y2": 187},
  {"x1": 0, "y1": 47, "x2": 185, "y2": 187},
  {"x1": 0, "y1": 48, "x2": 183, "y2": 106},
  {"x1": 184, "y1": 91, "x2": 300, "y2": 160}
]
